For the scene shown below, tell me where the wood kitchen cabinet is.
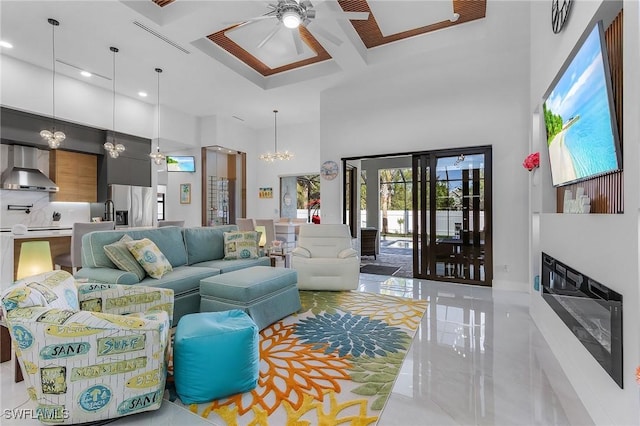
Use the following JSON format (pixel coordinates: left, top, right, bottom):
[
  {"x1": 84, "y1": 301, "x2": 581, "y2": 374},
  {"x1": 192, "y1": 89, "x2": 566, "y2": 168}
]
[{"x1": 50, "y1": 150, "x2": 97, "y2": 202}]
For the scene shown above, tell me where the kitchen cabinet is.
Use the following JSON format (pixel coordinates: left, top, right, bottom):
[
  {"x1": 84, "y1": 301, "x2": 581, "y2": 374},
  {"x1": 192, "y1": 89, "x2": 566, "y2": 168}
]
[
  {"x1": 97, "y1": 132, "x2": 152, "y2": 201},
  {"x1": 50, "y1": 150, "x2": 97, "y2": 202}
]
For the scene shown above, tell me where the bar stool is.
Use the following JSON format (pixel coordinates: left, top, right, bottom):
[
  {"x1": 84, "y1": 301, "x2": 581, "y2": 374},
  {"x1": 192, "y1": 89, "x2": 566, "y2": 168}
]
[{"x1": 53, "y1": 221, "x2": 115, "y2": 274}]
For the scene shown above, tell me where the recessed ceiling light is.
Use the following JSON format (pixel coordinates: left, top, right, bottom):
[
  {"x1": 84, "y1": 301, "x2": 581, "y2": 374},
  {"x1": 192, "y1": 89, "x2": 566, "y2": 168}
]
[
  {"x1": 138, "y1": 91, "x2": 148, "y2": 97},
  {"x1": 80, "y1": 70, "x2": 92, "y2": 77},
  {"x1": 0, "y1": 41, "x2": 13, "y2": 49}
]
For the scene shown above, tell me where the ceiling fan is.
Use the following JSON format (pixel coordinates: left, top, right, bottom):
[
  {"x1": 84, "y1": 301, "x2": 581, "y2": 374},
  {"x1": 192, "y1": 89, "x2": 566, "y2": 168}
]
[{"x1": 226, "y1": 0, "x2": 370, "y2": 54}]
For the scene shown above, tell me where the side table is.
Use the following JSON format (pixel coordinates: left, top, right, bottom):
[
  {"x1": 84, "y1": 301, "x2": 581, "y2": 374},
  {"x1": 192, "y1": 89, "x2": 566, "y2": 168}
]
[{"x1": 268, "y1": 247, "x2": 290, "y2": 268}]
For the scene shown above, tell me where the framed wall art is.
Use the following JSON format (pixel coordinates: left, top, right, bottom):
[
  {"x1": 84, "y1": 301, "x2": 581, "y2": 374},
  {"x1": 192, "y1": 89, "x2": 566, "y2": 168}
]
[
  {"x1": 259, "y1": 187, "x2": 273, "y2": 199},
  {"x1": 180, "y1": 183, "x2": 191, "y2": 204}
]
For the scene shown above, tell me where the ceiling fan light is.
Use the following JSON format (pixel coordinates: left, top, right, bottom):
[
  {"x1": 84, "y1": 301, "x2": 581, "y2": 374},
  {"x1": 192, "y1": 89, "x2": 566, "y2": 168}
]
[{"x1": 282, "y1": 10, "x2": 301, "y2": 28}]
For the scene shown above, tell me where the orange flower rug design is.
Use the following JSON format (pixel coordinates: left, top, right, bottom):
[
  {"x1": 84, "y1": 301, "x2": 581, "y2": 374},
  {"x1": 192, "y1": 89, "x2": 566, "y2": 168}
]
[{"x1": 167, "y1": 291, "x2": 427, "y2": 425}]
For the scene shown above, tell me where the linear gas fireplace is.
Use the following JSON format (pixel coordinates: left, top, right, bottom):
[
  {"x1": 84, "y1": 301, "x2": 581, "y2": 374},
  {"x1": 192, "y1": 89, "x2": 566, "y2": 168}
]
[{"x1": 541, "y1": 253, "x2": 623, "y2": 388}]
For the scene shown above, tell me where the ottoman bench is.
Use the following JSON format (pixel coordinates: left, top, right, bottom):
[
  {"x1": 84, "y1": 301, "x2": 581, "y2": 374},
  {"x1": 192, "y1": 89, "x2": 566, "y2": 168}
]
[
  {"x1": 174, "y1": 310, "x2": 259, "y2": 404},
  {"x1": 200, "y1": 265, "x2": 301, "y2": 330}
]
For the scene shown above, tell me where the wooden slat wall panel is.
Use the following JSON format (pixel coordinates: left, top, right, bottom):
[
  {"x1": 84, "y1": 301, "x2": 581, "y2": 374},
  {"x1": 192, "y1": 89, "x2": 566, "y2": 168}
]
[
  {"x1": 556, "y1": 11, "x2": 623, "y2": 214},
  {"x1": 153, "y1": 0, "x2": 175, "y2": 7},
  {"x1": 556, "y1": 171, "x2": 624, "y2": 214}
]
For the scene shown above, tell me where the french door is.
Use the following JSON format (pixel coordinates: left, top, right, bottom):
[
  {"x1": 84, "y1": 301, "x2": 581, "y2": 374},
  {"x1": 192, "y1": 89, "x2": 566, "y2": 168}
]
[{"x1": 412, "y1": 146, "x2": 492, "y2": 285}]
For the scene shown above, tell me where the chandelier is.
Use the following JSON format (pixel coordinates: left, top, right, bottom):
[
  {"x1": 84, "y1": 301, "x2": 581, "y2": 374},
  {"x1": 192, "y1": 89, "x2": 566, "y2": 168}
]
[
  {"x1": 40, "y1": 18, "x2": 66, "y2": 149},
  {"x1": 104, "y1": 46, "x2": 125, "y2": 158},
  {"x1": 149, "y1": 68, "x2": 166, "y2": 165},
  {"x1": 259, "y1": 110, "x2": 293, "y2": 162}
]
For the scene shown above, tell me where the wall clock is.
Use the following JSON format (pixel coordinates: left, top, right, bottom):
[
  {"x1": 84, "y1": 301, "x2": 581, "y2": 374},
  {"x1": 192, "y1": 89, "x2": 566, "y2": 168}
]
[
  {"x1": 320, "y1": 160, "x2": 339, "y2": 180},
  {"x1": 551, "y1": 0, "x2": 572, "y2": 34}
]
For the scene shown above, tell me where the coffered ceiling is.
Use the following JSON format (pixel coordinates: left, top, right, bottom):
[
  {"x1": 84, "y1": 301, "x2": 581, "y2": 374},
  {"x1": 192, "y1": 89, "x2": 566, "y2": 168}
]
[{"x1": 0, "y1": 0, "x2": 487, "y2": 133}]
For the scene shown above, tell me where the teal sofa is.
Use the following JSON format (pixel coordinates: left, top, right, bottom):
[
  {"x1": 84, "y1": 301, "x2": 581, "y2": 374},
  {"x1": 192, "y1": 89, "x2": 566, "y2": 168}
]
[{"x1": 75, "y1": 225, "x2": 271, "y2": 325}]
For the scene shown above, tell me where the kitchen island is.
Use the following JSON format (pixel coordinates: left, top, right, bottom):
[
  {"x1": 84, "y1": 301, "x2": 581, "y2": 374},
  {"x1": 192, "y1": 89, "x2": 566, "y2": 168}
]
[{"x1": 0, "y1": 228, "x2": 73, "y2": 289}]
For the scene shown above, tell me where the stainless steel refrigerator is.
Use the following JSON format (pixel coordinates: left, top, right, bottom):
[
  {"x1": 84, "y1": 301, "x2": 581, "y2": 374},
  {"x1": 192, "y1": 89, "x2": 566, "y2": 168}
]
[{"x1": 108, "y1": 184, "x2": 155, "y2": 227}]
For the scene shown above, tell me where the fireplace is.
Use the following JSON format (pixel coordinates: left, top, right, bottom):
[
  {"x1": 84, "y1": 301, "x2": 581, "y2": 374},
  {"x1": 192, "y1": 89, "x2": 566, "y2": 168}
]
[{"x1": 541, "y1": 253, "x2": 623, "y2": 388}]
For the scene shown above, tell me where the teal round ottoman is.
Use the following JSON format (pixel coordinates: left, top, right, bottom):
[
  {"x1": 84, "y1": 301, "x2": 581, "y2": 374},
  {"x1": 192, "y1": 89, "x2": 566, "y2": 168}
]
[{"x1": 174, "y1": 310, "x2": 259, "y2": 404}]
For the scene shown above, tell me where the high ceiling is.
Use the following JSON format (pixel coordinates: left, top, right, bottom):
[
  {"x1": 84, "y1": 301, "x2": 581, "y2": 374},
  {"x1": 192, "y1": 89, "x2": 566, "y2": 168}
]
[{"x1": 0, "y1": 0, "x2": 486, "y2": 132}]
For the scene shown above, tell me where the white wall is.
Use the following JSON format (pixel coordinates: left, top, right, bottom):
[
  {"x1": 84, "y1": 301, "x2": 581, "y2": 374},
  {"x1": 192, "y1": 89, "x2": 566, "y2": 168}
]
[
  {"x1": 529, "y1": 0, "x2": 640, "y2": 424},
  {"x1": 320, "y1": 0, "x2": 531, "y2": 290},
  {"x1": 1, "y1": 55, "x2": 154, "y2": 138},
  {"x1": 249, "y1": 120, "x2": 320, "y2": 220}
]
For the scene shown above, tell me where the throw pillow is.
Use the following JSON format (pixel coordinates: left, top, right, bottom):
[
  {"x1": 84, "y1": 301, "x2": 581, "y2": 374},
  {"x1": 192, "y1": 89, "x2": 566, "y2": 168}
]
[
  {"x1": 125, "y1": 238, "x2": 173, "y2": 279},
  {"x1": 223, "y1": 231, "x2": 259, "y2": 260},
  {"x1": 104, "y1": 235, "x2": 147, "y2": 281},
  {"x1": 1, "y1": 270, "x2": 78, "y2": 313}
]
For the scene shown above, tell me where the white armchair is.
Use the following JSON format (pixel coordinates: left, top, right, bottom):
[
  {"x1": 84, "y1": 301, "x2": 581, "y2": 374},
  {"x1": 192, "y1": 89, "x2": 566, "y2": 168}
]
[{"x1": 291, "y1": 224, "x2": 359, "y2": 290}]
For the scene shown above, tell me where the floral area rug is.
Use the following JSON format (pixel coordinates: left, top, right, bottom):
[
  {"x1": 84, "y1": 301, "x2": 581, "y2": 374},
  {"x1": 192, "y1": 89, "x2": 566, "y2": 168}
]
[{"x1": 167, "y1": 291, "x2": 427, "y2": 425}]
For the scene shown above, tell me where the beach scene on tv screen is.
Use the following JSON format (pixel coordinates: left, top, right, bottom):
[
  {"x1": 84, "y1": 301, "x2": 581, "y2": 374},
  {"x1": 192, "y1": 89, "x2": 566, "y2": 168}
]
[
  {"x1": 167, "y1": 156, "x2": 194, "y2": 172},
  {"x1": 543, "y1": 24, "x2": 619, "y2": 186}
]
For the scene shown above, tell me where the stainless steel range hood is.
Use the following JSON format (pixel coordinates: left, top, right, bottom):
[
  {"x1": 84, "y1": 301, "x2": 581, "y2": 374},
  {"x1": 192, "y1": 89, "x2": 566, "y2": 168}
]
[{"x1": 1, "y1": 145, "x2": 59, "y2": 192}]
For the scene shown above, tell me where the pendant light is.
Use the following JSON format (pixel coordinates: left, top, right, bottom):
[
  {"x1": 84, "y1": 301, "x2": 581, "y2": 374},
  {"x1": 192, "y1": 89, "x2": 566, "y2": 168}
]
[
  {"x1": 259, "y1": 110, "x2": 294, "y2": 162},
  {"x1": 149, "y1": 68, "x2": 166, "y2": 165},
  {"x1": 104, "y1": 46, "x2": 125, "y2": 158},
  {"x1": 40, "y1": 18, "x2": 66, "y2": 149}
]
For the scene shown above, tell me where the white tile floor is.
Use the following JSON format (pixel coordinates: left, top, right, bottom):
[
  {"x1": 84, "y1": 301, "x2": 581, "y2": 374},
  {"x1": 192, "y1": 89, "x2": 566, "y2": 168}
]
[{"x1": 1, "y1": 274, "x2": 593, "y2": 425}]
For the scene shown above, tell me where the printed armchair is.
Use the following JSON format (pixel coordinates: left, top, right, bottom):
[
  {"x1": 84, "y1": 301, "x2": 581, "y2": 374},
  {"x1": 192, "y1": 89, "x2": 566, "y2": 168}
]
[{"x1": 0, "y1": 270, "x2": 173, "y2": 425}]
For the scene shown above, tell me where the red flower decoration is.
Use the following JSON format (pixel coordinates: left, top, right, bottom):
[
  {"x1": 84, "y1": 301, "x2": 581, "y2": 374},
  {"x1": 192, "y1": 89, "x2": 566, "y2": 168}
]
[
  {"x1": 523, "y1": 152, "x2": 540, "y2": 171},
  {"x1": 636, "y1": 366, "x2": 640, "y2": 385}
]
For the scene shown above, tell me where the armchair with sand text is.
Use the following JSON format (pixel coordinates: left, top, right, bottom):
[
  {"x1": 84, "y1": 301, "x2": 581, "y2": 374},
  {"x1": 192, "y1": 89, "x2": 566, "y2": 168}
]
[{"x1": 0, "y1": 270, "x2": 173, "y2": 425}]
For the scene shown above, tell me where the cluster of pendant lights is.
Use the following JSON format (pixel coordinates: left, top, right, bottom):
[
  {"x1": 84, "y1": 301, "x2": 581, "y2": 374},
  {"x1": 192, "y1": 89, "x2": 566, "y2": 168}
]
[
  {"x1": 40, "y1": 19, "x2": 65, "y2": 149},
  {"x1": 103, "y1": 46, "x2": 125, "y2": 158},
  {"x1": 41, "y1": 18, "x2": 166, "y2": 165},
  {"x1": 259, "y1": 110, "x2": 294, "y2": 162}
]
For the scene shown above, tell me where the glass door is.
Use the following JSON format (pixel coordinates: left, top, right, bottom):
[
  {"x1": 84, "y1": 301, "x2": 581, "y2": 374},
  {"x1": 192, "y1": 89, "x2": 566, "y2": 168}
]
[
  {"x1": 412, "y1": 147, "x2": 492, "y2": 285},
  {"x1": 412, "y1": 154, "x2": 430, "y2": 278}
]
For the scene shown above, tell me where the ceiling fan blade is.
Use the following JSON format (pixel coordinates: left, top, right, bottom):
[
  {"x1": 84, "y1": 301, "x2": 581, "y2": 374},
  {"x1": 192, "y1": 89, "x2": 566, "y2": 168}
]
[
  {"x1": 223, "y1": 14, "x2": 277, "y2": 30},
  {"x1": 308, "y1": 23, "x2": 343, "y2": 46},
  {"x1": 318, "y1": 11, "x2": 370, "y2": 21},
  {"x1": 292, "y1": 31, "x2": 304, "y2": 55},
  {"x1": 257, "y1": 23, "x2": 282, "y2": 49}
]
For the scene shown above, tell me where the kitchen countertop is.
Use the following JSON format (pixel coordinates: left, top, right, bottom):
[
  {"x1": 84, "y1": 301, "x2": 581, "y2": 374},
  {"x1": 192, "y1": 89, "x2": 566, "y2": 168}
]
[{"x1": 1, "y1": 230, "x2": 73, "y2": 239}]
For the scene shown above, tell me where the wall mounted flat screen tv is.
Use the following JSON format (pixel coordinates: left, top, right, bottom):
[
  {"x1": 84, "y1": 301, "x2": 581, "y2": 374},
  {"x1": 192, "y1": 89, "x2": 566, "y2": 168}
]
[
  {"x1": 543, "y1": 21, "x2": 621, "y2": 187},
  {"x1": 166, "y1": 156, "x2": 195, "y2": 172}
]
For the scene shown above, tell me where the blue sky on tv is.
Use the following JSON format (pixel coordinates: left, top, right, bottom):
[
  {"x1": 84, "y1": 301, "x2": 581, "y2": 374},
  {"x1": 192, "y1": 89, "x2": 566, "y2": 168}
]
[{"x1": 545, "y1": 25, "x2": 606, "y2": 120}]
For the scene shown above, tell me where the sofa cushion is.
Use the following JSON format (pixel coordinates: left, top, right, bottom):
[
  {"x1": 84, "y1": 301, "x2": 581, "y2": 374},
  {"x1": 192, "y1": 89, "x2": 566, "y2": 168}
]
[
  {"x1": 136, "y1": 265, "x2": 220, "y2": 297},
  {"x1": 83, "y1": 227, "x2": 188, "y2": 269},
  {"x1": 183, "y1": 225, "x2": 238, "y2": 265},
  {"x1": 223, "y1": 231, "x2": 259, "y2": 260},
  {"x1": 126, "y1": 238, "x2": 173, "y2": 279},
  {"x1": 103, "y1": 235, "x2": 147, "y2": 281},
  {"x1": 192, "y1": 256, "x2": 271, "y2": 274}
]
